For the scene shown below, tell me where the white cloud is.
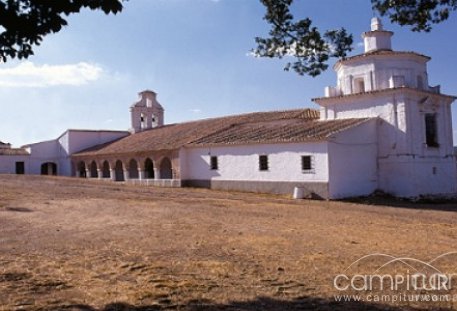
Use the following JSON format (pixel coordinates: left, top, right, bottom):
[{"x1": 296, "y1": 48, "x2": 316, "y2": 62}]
[
  {"x1": 189, "y1": 108, "x2": 202, "y2": 113},
  {"x1": 0, "y1": 61, "x2": 103, "y2": 87}
]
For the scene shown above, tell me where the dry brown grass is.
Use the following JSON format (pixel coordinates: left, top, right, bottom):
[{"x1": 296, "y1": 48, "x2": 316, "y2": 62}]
[{"x1": 0, "y1": 175, "x2": 457, "y2": 310}]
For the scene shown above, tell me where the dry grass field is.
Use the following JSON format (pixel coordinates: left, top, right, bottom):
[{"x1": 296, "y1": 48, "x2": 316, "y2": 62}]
[{"x1": 1, "y1": 175, "x2": 457, "y2": 311}]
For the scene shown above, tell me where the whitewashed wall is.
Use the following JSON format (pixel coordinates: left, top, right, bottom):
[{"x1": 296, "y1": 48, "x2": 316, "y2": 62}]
[
  {"x1": 62, "y1": 130, "x2": 129, "y2": 155},
  {"x1": 379, "y1": 158, "x2": 457, "y2": 197},
  {"x1": 59, "y1": 130, "x2": 129, "y2": 175},
  {"x1": 24, "y1": 130, "x2": 129, "y2": 176},
  {"x1": 181, "y1": 142, "x2": 329, "y2": 183},
  {"x1": 25, "y1": 139, "x2": 60, "y2": 175},
  {"x1": 0, "y1": 155, "x2": 30, "y2": 174},
  {"x1": 328, "y1": 120, "x2": 378, "y2": 198},
  {"x1": 335, "y1": 56, "x2": 428, "y2": 96}
]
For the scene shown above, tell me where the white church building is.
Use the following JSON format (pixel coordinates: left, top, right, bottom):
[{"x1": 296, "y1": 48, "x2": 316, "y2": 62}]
[{"x1": 1, "y1": 18, "x2": 456, "y2": 199}]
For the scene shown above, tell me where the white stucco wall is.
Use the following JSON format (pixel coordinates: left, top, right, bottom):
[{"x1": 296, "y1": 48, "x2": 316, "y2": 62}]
[
  {"x1": 24, "y1": 130, "x2": 129, "y2": 176},
  {"x1": 25, "y1": 139, "x2": 61, "y2": 175},
  {"x1": 327, "y1": 120, "x2": 378, "y2": 199},
  {"x1": 180, "y1": 142, "x2": 329, "y2": 183},
  {"x1": 63, "y1": 130, "x2": 129, "y2": 155},
  {"x1": 335, "y1": 56, "x2": 428, "y2": 96},
  {"x1": 0, "y1": 155, "x2": 30, "y2": 174},
  {"x1": 379, "y1": 158, "x2": 457, "y2": 197},
  {"x1": 318, "y1": 90, "x2": 456, "y2": 197},
  {"x1": 319, "y1": 90, "x2": 454, "y2": 158}
]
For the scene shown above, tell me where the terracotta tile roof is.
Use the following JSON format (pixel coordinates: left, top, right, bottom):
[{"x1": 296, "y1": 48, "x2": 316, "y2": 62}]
[
  {"x1": 190, "y1": 118, "x2": 370, "y2": 146},
  {"x1": 73, "y1": 108, "x2": 369, "y2": 157},
  {"x1": 0, "y1": 148, "x2": 29, "y2": 156}
]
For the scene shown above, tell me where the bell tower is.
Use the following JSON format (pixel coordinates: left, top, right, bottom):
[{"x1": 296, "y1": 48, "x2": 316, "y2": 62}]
[{"x1": 130, "y1": 90, "x2": 164, "y2": 133}]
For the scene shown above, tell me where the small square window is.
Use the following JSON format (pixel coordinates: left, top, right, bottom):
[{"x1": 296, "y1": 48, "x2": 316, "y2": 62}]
[
  {"x1": 210, "y1": 156, "x2": 218, "y2": 170},
  {"x1": 302, "y1": 156, "x2": 312, "y2": 170},
  {"x1": 301, "y1": 155, "x2": 315, "y2": 173},
  {"x1": 259, "y1": 155, "x2": 269, "y2": 171}
]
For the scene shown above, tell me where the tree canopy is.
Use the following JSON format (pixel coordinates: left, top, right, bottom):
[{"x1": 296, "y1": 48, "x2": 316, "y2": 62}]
[
  {"x1": 253, "y1": 0, "x2": 457, "y2": 77},
  {"x1": 0, "y1": 0, "x2": 124, "y2": 62}
]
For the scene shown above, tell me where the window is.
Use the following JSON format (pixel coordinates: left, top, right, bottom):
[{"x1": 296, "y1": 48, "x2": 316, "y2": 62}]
[
  {"x1": 425, "y1": 113, "x2": 439, "y2": 147},
  {"x1": 417, "y1": 75, "x2": 424, "y2": 89},
  {"x1": 140, "y1": 113, "x2": 146, "y2": 129},
  {"x1": 210, "y1": 156, "x2": 218, "y2": 170},
  {"x1": 302, "y1": 156, "x2": 312, "y2": 171},
  {"x1": 15, "y1": 162, "x2": 24, "y2": 174},
  {"x1": 354, "y1": 78, "x2": 365, "y2": 93},
  {"x1": 259, "y1": 155, "x2": 269, "y2": 171}
]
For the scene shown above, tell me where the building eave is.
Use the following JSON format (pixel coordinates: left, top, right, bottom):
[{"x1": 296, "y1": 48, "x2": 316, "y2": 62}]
[
  {"x1": 333, "y1": 50, "x2": 431, "y2": 71},
  {"x1": 312, "y1": 87, "x2": 457, "y2": 105}
]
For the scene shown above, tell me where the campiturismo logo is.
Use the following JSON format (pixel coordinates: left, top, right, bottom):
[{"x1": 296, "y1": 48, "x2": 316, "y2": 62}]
[{"x1": 333, "y1": 252, "x2": 457, "y2": 303}]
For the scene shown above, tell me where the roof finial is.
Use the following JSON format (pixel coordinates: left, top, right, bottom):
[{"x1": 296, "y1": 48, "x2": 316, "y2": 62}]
[{"x1": 371, "y1": 17, "x2": 383, "y2": 31}]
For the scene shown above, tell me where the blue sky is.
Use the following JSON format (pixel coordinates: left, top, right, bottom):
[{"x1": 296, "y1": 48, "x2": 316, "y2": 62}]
[{"x1": 1, "y1": 0, "x2": 456, "y2": 146}]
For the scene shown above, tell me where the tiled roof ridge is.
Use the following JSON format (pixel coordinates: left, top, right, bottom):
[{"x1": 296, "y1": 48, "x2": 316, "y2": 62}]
[{"x1": 150, "y1": 107, "x2": 320, "y2": 130}]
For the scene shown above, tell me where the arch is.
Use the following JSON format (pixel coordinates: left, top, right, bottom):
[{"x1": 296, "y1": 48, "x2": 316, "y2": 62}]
[
  {"x1": 140, "y1": 113, "x2": 146, "y2": 130},
  {"x1": 144, "y1": 158, "x2": 154, "y2": 179},
  {"x1": 128, "y1": 159, "x2": 139, "y2": 179},
  {"x1": 90, "y1": 161, "x2": 98, "y2": 178},
  {"x1": 102, "y1": 161, "x2": 110, "y2": 178},
  {"x1": 76, "y1": 161, "x2": 85, "y2": 177},
  {"x1": 114, "y1": 160, "x2": 125, "y2": 181},
  {"x1": 41, "y1": 162, "x2": 58, "y2": 176},
  {"x1": 159, "y1": 157, "x2": 172, "y2": 179}
]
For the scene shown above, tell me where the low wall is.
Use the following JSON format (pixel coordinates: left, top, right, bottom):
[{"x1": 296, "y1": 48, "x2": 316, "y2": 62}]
[
  {"x1": 182, "y1": 179, "x2": 329, "y2": 199},
  {"x1": 126, "y1": 179, "x2": 182, "y2": 187}
]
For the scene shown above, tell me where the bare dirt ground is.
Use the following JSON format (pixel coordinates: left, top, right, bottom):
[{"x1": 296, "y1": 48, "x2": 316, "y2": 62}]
[{"x1": 1, "y1": 175, "x2": 457, "y2": 311}]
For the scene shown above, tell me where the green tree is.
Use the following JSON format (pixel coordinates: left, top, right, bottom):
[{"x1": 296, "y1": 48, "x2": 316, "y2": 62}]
[
  {"x1": 0, "y1": 0, "x2": 124, "y2": 62},
  {"x1": 254, "y1": 0, "x2": 457, "y2": 77}
]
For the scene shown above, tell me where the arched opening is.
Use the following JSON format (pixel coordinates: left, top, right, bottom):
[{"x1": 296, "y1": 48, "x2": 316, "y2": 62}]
[
  {"x1": 160, "y1": 157, "x2": 172, "y2": 179},
  {"x1": 41, "y1": 162, "x2": 58, "y2": 176},
  {"x1": 140, "y1": 113, "x2": 146, "y2": 130},
  {"x1": 144, "y1": 158, "x2": 154, "y2": 179},
  {"x1": 151, "y1": 114, "x2": 158, "y2": 128},
  {"x1": 101, "y1": 161, "x2": 110, "y2": 178},
  {"x1": 76, "y1": 161, "x2": 85, "y2": 177},
  {"x1": 114, "y1": 160, "x2": 124, "y2": 181},
  {"x1": 90, "y1": 161, "x2": 98, "y2": 178},
  {"x1": 128, "y1": 159, "x2": 139, "y2": 179}
]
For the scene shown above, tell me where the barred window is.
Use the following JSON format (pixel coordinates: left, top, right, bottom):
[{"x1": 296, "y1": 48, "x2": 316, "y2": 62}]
[
  {"x1": 210, "y1": 156, "x2": 218, "y2": 170},
  {"x1": 259, "y1": 155, "x2": 269, "y2": 171},
  {"x1": 301, "y1": 155, "x2": 315, "y2": 174}
]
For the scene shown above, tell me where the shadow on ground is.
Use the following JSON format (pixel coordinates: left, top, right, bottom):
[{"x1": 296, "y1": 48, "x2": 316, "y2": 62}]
[
  {"x1": 342, "y1": 193, "x2": 457, "y2": 213},
  {"x1": 43, "y1": 296, "x2": 450, "y2": 311}
]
